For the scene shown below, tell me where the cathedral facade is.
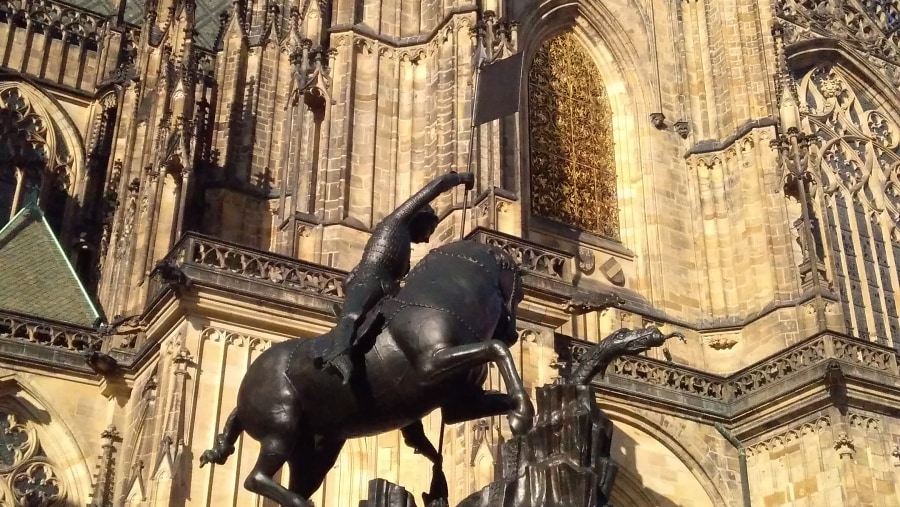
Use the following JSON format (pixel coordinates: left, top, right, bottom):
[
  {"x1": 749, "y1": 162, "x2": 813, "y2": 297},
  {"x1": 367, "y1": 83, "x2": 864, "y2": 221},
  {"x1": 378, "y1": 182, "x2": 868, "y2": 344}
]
[{"x1": 1, "y1": 0, "x2": 899, "y2": 504}]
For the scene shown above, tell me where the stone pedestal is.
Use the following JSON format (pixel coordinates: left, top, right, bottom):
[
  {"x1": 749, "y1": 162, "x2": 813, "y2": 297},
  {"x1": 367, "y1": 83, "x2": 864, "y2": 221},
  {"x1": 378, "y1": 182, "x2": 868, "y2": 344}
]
[{"x1": 359, "y1": 383, "x2": 618, "y2": 507}]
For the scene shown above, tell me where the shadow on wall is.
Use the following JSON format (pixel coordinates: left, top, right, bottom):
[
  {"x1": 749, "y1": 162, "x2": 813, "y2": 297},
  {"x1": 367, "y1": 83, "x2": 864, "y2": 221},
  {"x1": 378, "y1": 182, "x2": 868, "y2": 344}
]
[{"x1": 609, "y1": 424, "x2": 708, "y2": 507}]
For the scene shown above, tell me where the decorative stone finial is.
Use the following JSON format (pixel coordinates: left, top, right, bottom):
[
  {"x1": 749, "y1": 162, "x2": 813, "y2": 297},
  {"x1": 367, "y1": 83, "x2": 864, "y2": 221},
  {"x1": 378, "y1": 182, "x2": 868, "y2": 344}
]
[{"x1": 834, "y1": 433, "x2": 855, "y2": 459}]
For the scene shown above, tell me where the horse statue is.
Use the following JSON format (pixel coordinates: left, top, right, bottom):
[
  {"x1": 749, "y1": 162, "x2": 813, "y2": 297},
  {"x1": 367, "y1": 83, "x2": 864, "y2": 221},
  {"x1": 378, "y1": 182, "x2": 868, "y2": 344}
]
[{"x1": 199, "y1": 240, "x2": 535, "y2": 507}]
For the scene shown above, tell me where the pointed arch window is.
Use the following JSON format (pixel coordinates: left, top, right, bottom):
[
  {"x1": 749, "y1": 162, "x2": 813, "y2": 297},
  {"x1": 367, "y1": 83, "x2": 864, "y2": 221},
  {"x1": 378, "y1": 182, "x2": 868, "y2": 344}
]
[
  {"x1": 0, "y1": 87, "x2": 71, "y2": 231},
  {"x1": 0, "y1": 88, "x2": 45, "y2": 222},
  {"x1": 527, "y1": 32, "x2": 619, "y2": 240},
  {"x1": 799, "y1": 64, "x2": 900, "y2": 349}
]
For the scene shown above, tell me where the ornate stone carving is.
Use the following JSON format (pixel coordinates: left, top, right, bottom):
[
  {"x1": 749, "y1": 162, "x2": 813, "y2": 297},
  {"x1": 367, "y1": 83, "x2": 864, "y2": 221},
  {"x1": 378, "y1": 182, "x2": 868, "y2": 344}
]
[
  {"x1": 577, "y1": 247, "x2": 595, "y2": 273},
  {"x1": 469, "y1": 419, "x2": 493, "y2": 466},
  {"x1": 200, "y1": 327, "x2": 272, "y2": 352},
  {"x1": 564, "y1": 292, "x2": 623, "y2": 315},
  {"x1": 470, "y1": 10, "x2": 517, "y2": 63},
  {"x1": 557, "y1": 332, "x2": 897, "y2": 405},
  {"x1": 704, "y1": 334, "x2": 739, "y2": 350},
  {"x1": 797, "y1": 65, "x2": 900, "y2": 343},
  {"x1": 0, "y1": 88, "x2": 50, "y2": 170},
  {"x1": 0, "y1": 0, "x2": 105, "y2": 50},
  {"x1": 746, "y1": 417, "x2": 831, "y2": 456},
  {"x1": 847, "y1": 411, "x2": 881, "y2": 432},
  {"x1": 469, "y1": 229, "x2": 569, "y2": 280},
  {"x1": 0, "y1": 310, "x2": 101, "y2": 351},
  {"x1": 801, "y1": 66, "x2": 900, "y2": 230},
  {"x1": 891, "y1": 445, "x2": 900, "y2": 466},
  {"x1": 91, "y1": 425, "x2": 121, "y2": 507},
  {"x1": 834, "y1": 432, "x2": 856, "y2": 459},
  {"x1": 527, "y1": 32, "x2": 619, "y2": 239},
  {"x1": 673, "y1": 120, "x2": 690, "y2": 139},
  {"x1": 171, "y1": 234, "x2": 347, "y2": 299},
  {"x1": 832, "y1": 336, "x2": 895, "y2": 371},
  {"x1": 730, "y1": 337, "x2": 827, "y2": 398},
  {"x1": 115, "y1": 179, "x2": 140, "y2": 260},
  {"x1": 775, "y1": 0, "x2": 900, "y2": 88}
]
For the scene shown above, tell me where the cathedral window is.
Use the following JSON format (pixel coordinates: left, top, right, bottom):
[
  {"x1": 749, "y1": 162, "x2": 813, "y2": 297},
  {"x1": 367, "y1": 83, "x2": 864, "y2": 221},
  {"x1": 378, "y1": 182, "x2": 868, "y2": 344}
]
[
  {"x1": 799, "y1": 64, "x2": 900, "y2": 349},
  {"x1": 0, "y1": 87, "x2": 70, "y2": 231},
  {"x1": 527, "y1": 32, "x2": 619, "y2": 240}
]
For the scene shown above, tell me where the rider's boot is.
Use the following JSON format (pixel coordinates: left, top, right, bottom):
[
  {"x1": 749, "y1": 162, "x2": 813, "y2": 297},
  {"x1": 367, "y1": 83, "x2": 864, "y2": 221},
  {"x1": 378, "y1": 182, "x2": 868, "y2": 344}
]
[
  {"x1": 326, "y1": 352, "x2": 353, "y2": 385},
  {"x1": 320, "y1": 320, "x2": 356, "y2": 384}
]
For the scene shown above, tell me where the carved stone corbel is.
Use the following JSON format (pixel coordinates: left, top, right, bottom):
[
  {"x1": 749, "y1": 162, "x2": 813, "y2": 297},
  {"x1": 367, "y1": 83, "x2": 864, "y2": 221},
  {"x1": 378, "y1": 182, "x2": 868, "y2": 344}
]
[{"x1": 564, "y1": 292, "x2": 624, "y2": 316}]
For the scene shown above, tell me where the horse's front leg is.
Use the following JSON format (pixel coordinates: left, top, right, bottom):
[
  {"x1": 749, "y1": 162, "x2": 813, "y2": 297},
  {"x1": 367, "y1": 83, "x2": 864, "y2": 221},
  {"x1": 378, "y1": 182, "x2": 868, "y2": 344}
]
[
  {"x1": 420, "y1": 341, "x2": 534, "y2": 435},
  {"x1": 441, "y1": 391, "x2": 516, "y2": 424}
]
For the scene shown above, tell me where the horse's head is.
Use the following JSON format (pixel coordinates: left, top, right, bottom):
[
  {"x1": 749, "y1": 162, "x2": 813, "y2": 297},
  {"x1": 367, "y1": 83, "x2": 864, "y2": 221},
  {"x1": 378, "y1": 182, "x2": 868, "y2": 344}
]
[{"x1": 490, "y1": 247, "x2": 525, "y2": 346}]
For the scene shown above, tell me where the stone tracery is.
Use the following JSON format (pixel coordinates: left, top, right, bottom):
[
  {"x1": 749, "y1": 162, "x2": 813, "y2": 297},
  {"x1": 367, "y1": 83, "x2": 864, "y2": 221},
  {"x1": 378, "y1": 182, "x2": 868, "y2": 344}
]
[
  {"x1": 799, "y1": 64, "x2": 900, "y2": 348},
  {"x1": 0, "y1": 405, "x2": 66, "y2": 506},
  {"x1": 0, "y1": 85, "x2": 74, "y2": 225}
]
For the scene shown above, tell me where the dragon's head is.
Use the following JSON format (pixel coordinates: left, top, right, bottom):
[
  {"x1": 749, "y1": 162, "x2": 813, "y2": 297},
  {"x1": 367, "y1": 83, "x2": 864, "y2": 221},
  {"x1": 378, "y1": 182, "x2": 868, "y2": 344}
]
[{"x1": 608, "y1": 327, "x2": 686, "y2": 356}]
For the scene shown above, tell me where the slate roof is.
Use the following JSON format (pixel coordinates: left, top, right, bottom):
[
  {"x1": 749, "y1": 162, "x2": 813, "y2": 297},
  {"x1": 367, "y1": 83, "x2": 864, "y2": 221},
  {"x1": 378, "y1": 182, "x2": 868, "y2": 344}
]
[{"x1": 0, "y1": 203, "x2": 101, "y2": 327}]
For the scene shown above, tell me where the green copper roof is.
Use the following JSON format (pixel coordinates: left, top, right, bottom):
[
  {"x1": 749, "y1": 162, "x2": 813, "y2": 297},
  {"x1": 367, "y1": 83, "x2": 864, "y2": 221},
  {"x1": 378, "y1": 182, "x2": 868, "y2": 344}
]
[{"x1": 0, "y1": 202, "x2": 101, "y2": 327}]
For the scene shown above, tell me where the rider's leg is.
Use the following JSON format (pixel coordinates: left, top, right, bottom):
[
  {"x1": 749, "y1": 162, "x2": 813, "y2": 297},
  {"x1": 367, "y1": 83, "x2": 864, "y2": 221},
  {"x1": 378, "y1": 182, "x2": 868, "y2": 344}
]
[
  {"x1": 323, "y1": 278, "x2": 384, "y2": 382},
  {"x1": 244, "y1": 436, "x2": 310, "y2": 507}
]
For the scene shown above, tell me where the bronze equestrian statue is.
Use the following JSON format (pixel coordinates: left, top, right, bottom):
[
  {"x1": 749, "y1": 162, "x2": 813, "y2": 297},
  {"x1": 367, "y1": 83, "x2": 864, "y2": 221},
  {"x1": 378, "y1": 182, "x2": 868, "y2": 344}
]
[
  {"x1": 320, "y1": 171, "x2": 475, "y2": 383},
  {"x1": 199, "y1": 239, "x2": 535, "y2": 507}
]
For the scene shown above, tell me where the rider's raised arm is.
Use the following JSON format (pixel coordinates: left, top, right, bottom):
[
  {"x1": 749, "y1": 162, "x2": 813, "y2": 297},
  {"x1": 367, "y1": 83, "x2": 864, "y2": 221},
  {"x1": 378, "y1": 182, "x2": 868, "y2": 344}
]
[{"x1": 388, "y1": 172, "x2": 471, "y2": 223}]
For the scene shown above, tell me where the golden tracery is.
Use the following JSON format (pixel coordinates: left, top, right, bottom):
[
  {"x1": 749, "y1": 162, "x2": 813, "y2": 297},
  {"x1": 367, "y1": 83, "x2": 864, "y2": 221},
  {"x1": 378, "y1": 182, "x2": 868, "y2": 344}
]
[{"x1": 528, "y1": 32, "x2": 619, "y2": 239}]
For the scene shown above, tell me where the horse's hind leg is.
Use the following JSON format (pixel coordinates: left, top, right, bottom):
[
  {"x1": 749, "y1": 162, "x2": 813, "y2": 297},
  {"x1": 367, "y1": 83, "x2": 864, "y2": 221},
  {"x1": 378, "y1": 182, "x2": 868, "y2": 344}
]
[
  {"x1": 287, "y1": 437, "x2": 345, "y2": 498},
  {"x1": 245, "y1": 436, "x2": 310, "y2": 507}
]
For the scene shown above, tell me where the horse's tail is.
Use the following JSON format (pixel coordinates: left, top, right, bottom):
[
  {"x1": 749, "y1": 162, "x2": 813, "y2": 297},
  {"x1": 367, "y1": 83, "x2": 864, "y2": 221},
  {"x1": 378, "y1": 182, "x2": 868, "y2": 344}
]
[{"x1": 199, "y1": 409, "x2": 243, "y2": 468}]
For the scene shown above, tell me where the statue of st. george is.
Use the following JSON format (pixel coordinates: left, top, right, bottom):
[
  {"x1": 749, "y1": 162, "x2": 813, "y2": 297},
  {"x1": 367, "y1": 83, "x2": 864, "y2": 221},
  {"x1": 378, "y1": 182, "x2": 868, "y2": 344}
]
[{"x1": 318, "y1": 171, "x2": 475, "y2": 384}]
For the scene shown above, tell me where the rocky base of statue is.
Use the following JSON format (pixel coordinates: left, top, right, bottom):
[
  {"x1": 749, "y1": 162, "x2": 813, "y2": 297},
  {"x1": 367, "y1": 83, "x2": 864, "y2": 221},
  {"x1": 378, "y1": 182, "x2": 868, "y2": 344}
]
[
  {"x1": 361, "y1": 479, "x2": 419, "y2": 507},
  {"x1": 360, "y1": 461, "x2": 450, "y2": 507},
  {"x1": 358, "y1": 383, "x2": 616, "y2": 507},
  {"x1": 456, "y1": 383, "x2": 617, "y2": 507}
]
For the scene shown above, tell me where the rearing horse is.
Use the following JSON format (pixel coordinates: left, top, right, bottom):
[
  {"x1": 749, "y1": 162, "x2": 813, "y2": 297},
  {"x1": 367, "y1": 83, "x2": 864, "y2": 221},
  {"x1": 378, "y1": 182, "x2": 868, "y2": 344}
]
[{"x1": 200, "y1": 240, "x2": 535, "y2": 507}]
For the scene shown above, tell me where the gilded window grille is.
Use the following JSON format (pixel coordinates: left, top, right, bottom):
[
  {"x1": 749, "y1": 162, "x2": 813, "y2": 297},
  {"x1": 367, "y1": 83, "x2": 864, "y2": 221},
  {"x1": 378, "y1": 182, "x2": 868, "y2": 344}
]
[{"x1": 527, "y1": 32, "x2": 619, "y2": 239}]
